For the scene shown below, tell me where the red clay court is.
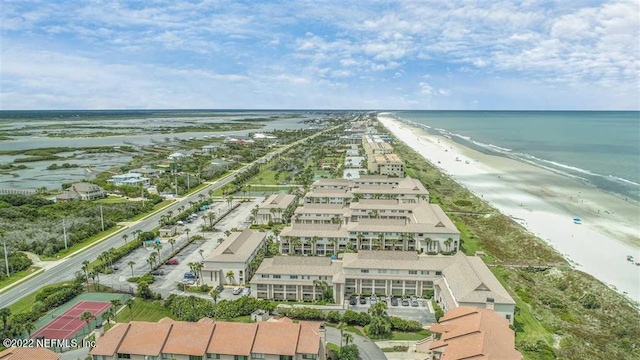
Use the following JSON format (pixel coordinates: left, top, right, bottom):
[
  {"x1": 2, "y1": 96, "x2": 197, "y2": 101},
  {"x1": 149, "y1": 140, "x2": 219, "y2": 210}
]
[{"x1": 31, "y1": 301, "x2": 111, "y2": 340}]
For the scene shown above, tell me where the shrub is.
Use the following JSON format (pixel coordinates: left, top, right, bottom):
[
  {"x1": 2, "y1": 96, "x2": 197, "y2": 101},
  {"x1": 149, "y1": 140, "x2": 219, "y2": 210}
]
[
  {"x1": 326, "y1": 310, "x2": 342, "y2": 324},
  {"x1": 342, "y1": 310, "x2": 371, "y2": 326},
  {"x1": 432, "y1": 301, "x2": 445, "y2": 322},
  {"x1": 287, "y1": 307, "x2": 326, "y2": 321},
  {"x1": 389, "y1": 316, "x2": 423, "y2": 332}
]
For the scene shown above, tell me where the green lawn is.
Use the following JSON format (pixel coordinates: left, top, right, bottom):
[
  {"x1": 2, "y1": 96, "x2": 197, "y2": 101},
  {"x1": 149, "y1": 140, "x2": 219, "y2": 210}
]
[
  {"x1": 247, "y1": 169, "x2": 281, "y2": 186},
  {"x1": 8, "y1": 282, "x2": 68, "y2": 314},
  {"x1": 0, "y1": 266, "x2": 42, "y2": 293},
  {"x1": 41, "y1": 225, "x2": 124, "y2": 260},
  {"x1": 94, "y1": 195, "x2": 128, "y2": 204},
  {"x1": 116, "y1": 298, "x2": 175, "y2": 323},
  {"x1": 490, "y1": 266, "x2": 553, "y2": 344},
  {"x1": 129, "y1": 199, "x2": 175, "y2": 221},
  {"x1": 390, "y1": 329, "x2": 430, "y2": 341}
]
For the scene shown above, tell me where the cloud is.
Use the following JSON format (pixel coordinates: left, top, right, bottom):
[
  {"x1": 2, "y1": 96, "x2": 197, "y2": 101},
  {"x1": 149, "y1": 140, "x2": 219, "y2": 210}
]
[{"x1": 0, "y1": 0, "x2": 638, "y2": 110}]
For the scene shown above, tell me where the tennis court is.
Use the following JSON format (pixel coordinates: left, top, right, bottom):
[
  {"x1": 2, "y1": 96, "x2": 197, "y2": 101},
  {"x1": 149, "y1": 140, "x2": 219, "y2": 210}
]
[{"x1": 31, "y1": 301, "x2": 110, "y2": 340}]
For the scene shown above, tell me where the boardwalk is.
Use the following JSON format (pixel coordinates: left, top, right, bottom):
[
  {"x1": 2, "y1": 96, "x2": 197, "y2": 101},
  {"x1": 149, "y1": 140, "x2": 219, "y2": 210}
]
[{"x1": 0, "y1": 188, "x2": 38, "y2": 196}]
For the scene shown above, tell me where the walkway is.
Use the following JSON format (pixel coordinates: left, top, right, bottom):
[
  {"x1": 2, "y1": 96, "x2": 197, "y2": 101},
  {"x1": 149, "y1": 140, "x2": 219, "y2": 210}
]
[{"x1": 326, "y1": 327, "x2": 386, "y2": 360}]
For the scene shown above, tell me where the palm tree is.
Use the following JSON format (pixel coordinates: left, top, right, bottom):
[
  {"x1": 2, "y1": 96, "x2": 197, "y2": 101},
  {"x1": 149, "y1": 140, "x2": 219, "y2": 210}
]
[
  {"x1": 23, "y1": 322, "x2": 35, "y2": 337},
  {"x1": 291, "y1": 238, "x2": 302, "y2": 255},
  {"x1": 199, "y1": 249, "x2": 205, "y2": 261},
  {"x1": 103, "y1": 308, "x2": 114, "y2": 330},
  {"x1": 225, "y1": 270, "x2": 235, "y2": 285},
  {"x1": 309, "y1": 236, "x2": 318, "y2": 255},
  {"x1": 185, "y1": 228, "x2": 191, "y2": 241},
  {"x1": 377, "y1": 233, "x2": 385, "y2": 250},
  {"x1": 128, "y1": 261, "x2": 135, "y2": 277},
  {"x1": 122, "y1": 234, "x2": 129, "y2": 244},
  {"x1": 330, "y1": 238, "x2": 339, "y2": 254},
  {"x1": 210, "y1": 289, "x2": 220, "y2": 304},
  {"x1": 445, "y1": 238, "x2": 453, "y2": 253},
  {"x1": 227, "y1": 196, "x2": 234, "y2": 209},
  {"x1": 343, "y1": 332, "x2": 354, "y2": 346},
  {"x1": 356, "y1": 233, "x2": 364, "y2": 250},
  {"x1": 0, "y1": 308, "x2": 11, "y2": 329},
  {"x1": 146, "y1": 258, "x2": 154, "y2": 271},
  {"x1": 424, "y1": 237, "x2": 432, "y2": 253},
  {"x1": 207, "y1": 213, "x2": 217, "y2": 228},
  {"x1": 168, "y1": 238, "x2": 176, "y2": 253},
  {"x1": 224, "y1": 230, "x2": 232, "y2": 237},
  {"x1": 391, "y1": 237, "x2": 398, "y2": 251},
  {"x1": 373, "y1": 237, "x2": 382, "y2": 250},
  {"x1": 337, "y1": 322, "x2": 347, "y2": 347},
  {"x1": 81, "y1": 260, "x2": 90, "y2": 284},
  {"x1": 153, "y1": 243, "x2": 163, "y2": 258},
  {"x1": 125, "y1": 298, "x2": 135, "y2": 321},
  {"x1": 81, "y1": 311, "x2": 94, "y2": 334}
]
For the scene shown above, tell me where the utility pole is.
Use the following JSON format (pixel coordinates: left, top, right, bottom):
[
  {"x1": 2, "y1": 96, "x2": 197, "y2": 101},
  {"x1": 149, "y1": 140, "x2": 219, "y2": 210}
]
[
  {"x1": 174, "y1": 174, "x2": 178, "y2": 196},
  {"x1": 100, "y1": 205, "x2": 105, "y2": 232},
  {"x1": 63, "y1": 219, "x2": 68, "y2": 249},
  {"x1": 2, "y1": 234, "x2": 9, "y2": 277},
  {"x1": 187, "y1": 173, "x2": 190, "y2": 191}
]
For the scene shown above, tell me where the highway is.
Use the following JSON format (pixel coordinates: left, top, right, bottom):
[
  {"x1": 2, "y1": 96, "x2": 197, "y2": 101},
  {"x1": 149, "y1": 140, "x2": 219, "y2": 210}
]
[{"x1": 0, "y1": 125, "x2": 340, "y2": 309}]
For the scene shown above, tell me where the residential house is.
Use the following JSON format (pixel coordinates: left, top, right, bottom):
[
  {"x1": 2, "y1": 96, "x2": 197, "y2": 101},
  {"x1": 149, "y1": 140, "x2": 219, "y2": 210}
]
[
  {"x1": 0, "y1": 347, "x2": 60, "y2": 360},
  {"x1": 89, "y1": 317, "x2": 326, "y2": 360},
  {"x1": 425, "y1": 307, "x2": 522, "y2": 360},
  {"x1": 256, "y1": 194, "x2": 297, "y2": 225},
  {"x1": 167, "y1": 150, "x2": 193, "y2": 161},
  {"x1": 56, "y1": 182, "x2": 107, "y2": 202},
  {"x1": 108, "y1": 173, "x2": 150, "y2": 187},
  {"x1": 130, "y1": 167, "x2": 160, "y2": 177},
  {"x1": 201, "y1": 229, "x2": 266, "y2": 286}
]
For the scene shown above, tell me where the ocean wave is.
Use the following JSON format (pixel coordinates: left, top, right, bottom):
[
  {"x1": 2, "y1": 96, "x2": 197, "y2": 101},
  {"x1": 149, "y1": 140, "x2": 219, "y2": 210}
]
[{"x1": 607, "y1": 175, "x2": 640, "y2": 187}]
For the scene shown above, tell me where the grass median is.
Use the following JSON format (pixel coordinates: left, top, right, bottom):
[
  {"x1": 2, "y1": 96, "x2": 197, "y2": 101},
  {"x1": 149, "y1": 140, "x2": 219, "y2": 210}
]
[{"x1": 0, "y1": 266, "x2": 42, "y2": 293}]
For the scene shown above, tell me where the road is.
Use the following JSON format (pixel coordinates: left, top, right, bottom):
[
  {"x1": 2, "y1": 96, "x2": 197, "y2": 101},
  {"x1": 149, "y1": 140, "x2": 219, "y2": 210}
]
[
  {"x1": 0, "y1": 124, "x2": 341, "y2": 309},
  {"x1": 326, "y1": 326, "x2": 386, "y2": 360}
]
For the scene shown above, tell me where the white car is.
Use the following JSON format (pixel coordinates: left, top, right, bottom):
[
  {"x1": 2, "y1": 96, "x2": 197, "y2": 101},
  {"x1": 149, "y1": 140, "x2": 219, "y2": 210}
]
[
  {"x1": 241, "y1": 288, "x2": 251, "y2": 296},
  {"x1": 232, "y1": 287, "x2": 242, "y2": 295}
]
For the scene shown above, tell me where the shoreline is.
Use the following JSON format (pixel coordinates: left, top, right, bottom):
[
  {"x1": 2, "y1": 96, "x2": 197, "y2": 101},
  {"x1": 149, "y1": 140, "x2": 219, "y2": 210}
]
[{"x1": 378, "y1": 113, "x2": 640, "y2": 301}]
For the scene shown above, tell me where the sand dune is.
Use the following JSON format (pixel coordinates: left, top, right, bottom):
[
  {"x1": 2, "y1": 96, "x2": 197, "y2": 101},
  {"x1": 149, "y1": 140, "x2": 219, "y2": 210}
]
[{"x1": 378, "y1": 113, "x2": 640, "y2": 301}]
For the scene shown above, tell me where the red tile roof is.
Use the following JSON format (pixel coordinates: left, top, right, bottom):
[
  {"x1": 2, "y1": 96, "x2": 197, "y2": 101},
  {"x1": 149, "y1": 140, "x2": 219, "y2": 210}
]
[
  {"x1": 0, "y1": 347, "x2": 60, "y2": 360},
  {"x1": 90, "y1": 317, "x2": 323, "y2": 358},
  {"x1": 429, "y1": 307, "x2": 522, "y2": 360}
]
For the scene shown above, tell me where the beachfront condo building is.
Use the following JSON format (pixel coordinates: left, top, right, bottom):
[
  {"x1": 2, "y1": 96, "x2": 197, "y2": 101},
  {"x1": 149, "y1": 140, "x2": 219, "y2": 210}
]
[
  {"x1": 201, "y1": 229, "x2": 266, "y2": 286},
  {"x1": 369, "y1": 153, "x2": 405, "y2": 177},
  {"x1": 90, "y1": 317, "x2": 326, "y2": 360},
  {"x1": 250, "y1": 251, "x2": 515, "y2": 324},
  {"x1": 256, "y1": 193, "x2": 298, "y2": 225},
  {"x1": 282, "y1": 198, "x2": 459, "y2": 255},
  {"x1": 303, "y1": 175, "x2": 429, "y2": 205}
]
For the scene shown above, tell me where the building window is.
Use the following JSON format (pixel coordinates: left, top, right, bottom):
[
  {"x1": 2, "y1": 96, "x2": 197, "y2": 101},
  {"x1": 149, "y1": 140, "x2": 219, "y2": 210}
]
[
  {"x1": 421, "y1": 271, "x2": 429, "y2": 275},
  {"x1": 117, "y1": 354, "x2": 131, "y2": 359},
  {"x1": 161, "y1": 355, "x2": 173, "y2": 360},
  {"x1": 290, "y1": 275, "x2": 298, "y2": 279},
  {"x1": 409, "y1": 270, "x2": 417, "y2": 275},
  {"x1": 302, "y1": 355, "x2": 317, "y2": 360},
  {"x1": 279, "y1": 356, "x2": 293, "y2": 360},
  {"x1": 506, "y1": 315, "x2": 511, "y2": 320},
  {"x1": 360, "y1": 269, "x2": 369, "y2": 273},
  {"x1": 435, "y1": 271, "x2": 442, "y2": 276},
  {"x1": 252, "y1": 354, "x2": 266, "y2": 359},
  {"x1": 235, "y1": 356, "x2": 248, "y2": 360},
  {"x1": 93, "y1": 356, "x2": 107, "y2": 360},
  {"x1": 261, "y1": 274, "x2": 269, "y2": 278},
  {"x1": 378, "y1": 269, "x2": 387, "y2": 274},
  {"x1": 189, "y1": 356, "x2": 203, "y2": 360},
  {"x1": 207, "y1": 354, "x2": 221, "y2": 359},
  {"x1": 273, "y1": 275, "x2": 281, "y2": 279}
]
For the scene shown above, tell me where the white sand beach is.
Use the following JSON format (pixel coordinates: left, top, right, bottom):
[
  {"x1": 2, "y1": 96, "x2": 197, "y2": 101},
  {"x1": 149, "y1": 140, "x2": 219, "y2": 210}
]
[{"x1": 378, "y1": 113, "x2": 640, "y2": 301}]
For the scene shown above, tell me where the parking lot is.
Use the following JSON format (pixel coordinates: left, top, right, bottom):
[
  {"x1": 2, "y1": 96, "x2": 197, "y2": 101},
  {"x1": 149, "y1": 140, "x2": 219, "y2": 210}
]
[
  {"x1": 100, "y1": 197, "x2": 265, "y2": 298},
  {"x1": 346, "y1": 296, "x2": 435, "y2": 324}
]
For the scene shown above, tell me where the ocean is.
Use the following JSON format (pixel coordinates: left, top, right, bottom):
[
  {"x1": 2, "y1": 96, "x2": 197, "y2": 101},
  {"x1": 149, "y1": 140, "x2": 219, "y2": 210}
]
[{"x1": 394, "y1": 111, "x2": 640, "y2": 202}]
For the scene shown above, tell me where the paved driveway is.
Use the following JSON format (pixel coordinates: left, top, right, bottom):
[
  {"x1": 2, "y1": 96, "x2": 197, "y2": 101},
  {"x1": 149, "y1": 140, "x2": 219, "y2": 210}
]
[
  {"x1": 346, "y1": 299, "x2": 434, "y2": 325},
  {"x1": 326, "y1": 326, "x2": 386, "y2": 360}
]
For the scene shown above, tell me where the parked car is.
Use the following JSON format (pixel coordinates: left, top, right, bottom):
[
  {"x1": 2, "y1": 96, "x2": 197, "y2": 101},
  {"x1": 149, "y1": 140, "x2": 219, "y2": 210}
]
[
  {"x1": 184, "y1": 272, "x2": 197, "y2": 280},
  {"x1": 380, "y1": 295, "x2": 387, "y2": 303},
  {"x1": 241, "y1": 288, "x2": 251, "y2": 296},
  {"x1": 349, "y1": 296, "x2": 357, "y2": 306},
  {"x1": 411, "y1": 298, "x2": 419, "y2": 307},
  {"x1": 359, "y1": 296, "x2": 367, "y2": 305},
  {"x1": 166, "y1": 258, "x2": 179, "y2": 265},
  {"x1": 370, "y1": 295, "x2": 377, "y2": 304},
  {"x1": 215, "y1": 285, "x2": 224, "y2": 292},
  {"x1": 150, "y1": 270, "x2": 165, "y2": 276},
  {"x1": 391, "y1": 297, "x2": 399, "y2": 306},
  {"x1": 232, "y1": 287, "x2": 243, "y2": 295},
  {"x1": 177, "y1": 221, "x2": 184, "y2": 226},
  {"x1": 182, "y1": 278, "x2": 196, "y2": 285},
  {"x1": 401, "y1": 298, "x2": 410, "y2": 306}
]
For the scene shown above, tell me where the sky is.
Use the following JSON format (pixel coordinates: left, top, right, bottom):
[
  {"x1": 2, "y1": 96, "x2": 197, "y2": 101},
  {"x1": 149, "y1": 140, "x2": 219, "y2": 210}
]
[{"x1": 1, "y1": 0, "x2": 638, "y2": 110}]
